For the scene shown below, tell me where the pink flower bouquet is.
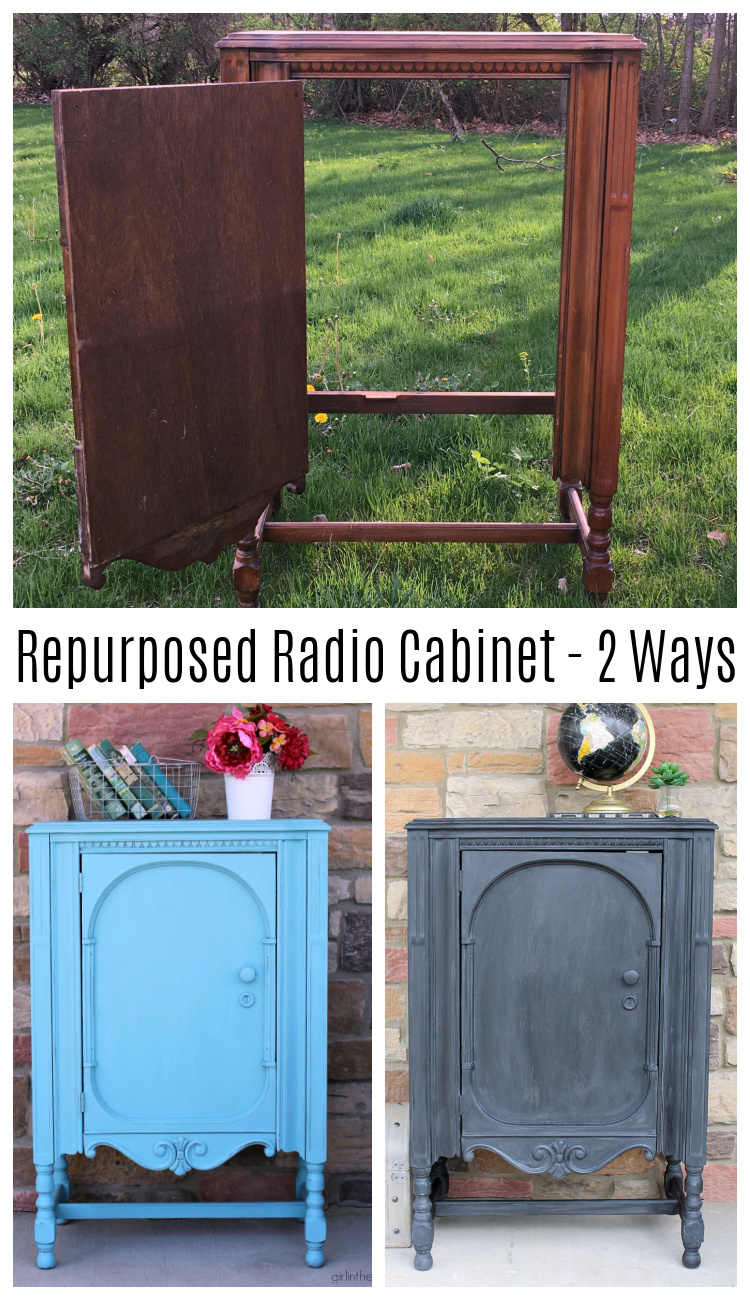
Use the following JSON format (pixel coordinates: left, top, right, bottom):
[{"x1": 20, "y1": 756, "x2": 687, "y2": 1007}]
[{"x1": 192, "y1": 705, "x2": 310, "y2": 779}]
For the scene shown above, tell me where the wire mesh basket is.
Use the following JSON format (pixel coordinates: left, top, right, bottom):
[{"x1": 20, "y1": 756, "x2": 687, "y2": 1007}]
[{"x1": 68, "y1": 756, "x2": 201, "y2": 821}]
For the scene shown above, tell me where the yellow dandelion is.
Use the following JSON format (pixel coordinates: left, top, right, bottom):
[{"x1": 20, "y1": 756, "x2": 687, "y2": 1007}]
[
  {"x1": 32, "y1": 313, "x2": 42, "y2": 320},
  {"x1": 307, "y1": 383, "x2": 316, "y2": 392},
  {"x1": 314, "y1": 412, "x2": 328, "y2": 423}
]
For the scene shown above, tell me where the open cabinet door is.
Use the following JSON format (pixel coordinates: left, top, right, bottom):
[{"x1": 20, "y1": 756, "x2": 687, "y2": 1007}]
[{"x1": 53, "y1": 81, "x2": 307, "y2": 586}]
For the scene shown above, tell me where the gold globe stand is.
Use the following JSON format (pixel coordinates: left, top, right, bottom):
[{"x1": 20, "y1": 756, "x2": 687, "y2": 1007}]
[{"x1": 576, "y1": 704, "x2": 656, "y2": 815}]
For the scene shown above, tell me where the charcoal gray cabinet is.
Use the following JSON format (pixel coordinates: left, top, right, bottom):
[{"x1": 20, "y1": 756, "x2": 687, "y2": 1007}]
[{"x1": 406, "y1": 817, "x2": 716, "y2": 1272}]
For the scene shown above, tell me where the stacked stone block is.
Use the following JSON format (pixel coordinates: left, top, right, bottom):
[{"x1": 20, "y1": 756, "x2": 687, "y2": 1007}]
[
  {"x1": 13, "y1": 703, "x2": 372, "y2": 1212},
  {"x1": 385, "y1": 703, "x2": 736, "y2": 1202}
]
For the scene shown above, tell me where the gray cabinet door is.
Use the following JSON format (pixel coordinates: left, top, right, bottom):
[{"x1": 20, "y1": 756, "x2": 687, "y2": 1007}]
[{"x1": 460, "y1": 850, "x2": 661, "y2": 1137}]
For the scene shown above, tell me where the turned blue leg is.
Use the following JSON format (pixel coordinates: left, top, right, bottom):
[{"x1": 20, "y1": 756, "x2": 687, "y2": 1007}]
[
  {"x1": 34, "y1": 1163, "x2": 57, "y2": 1269},
  {"x1": 304, "y1": 1162, "x2": 325, "y2": 1268},
  {"x1": 412, "y1": 1165, "x2": 434, "y2": 1271},
  {"x1": 681, "y1": 1165, "x2": 705, "y2": 1269},
  {"x1": 296, "y1": 1156, "x2": 308, "y2": 1202},
  {"x1": 53, "y1": 1155, "x2": 70, "y2": 1203}
]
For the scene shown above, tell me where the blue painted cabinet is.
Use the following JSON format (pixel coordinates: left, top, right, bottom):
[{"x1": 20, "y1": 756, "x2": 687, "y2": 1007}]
[{"x1": 28, "y1": 821, "x2": 329, "y2": 1271}]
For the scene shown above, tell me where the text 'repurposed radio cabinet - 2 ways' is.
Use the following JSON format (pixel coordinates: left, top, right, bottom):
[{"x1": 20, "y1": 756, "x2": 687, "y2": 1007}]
[
  {"x1": 406, "y1": 816, "x2": 716, "y2": 1271},
  {"x1": 53, "y1": 30, "x2": 644, "y2": 605},
  {"x1": 28, "y1": 821, "x2": 328, "y2": 1271}
]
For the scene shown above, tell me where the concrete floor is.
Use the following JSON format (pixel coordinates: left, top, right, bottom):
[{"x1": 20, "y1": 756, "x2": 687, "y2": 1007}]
[
  {"x1": 14, "y1": 1211, "x2": 372, "y2": 1287},
  {"x1": 386, "y1": 1204, "x2": 736, "y2": 1287}
]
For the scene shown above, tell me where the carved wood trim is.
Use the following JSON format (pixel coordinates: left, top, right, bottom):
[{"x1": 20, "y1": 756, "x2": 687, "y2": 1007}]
[
  {"x1": 83, "y1": 1132, "x2": 276, "y2": 1171},
  {"x1": 462, "y1": 1137, "x2": 657, "y2": 1178},
  {"x1": 83, "y1": 839, "x2": 280, "y2": 850},
  {"x1": 288, "y1": 60, "x2": 570, "y2": 79},
  {"x1": 458, "y1": 837, "x2": 665, "y2": 850}
]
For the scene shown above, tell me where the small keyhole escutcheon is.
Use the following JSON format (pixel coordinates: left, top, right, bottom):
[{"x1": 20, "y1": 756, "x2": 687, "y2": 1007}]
[
  {"x1": 622, "y1": 995, "x2": 638, "y2": 1011},
  {"x1": 239, "y1": 992, "x2": 255, "y2": 1008}
]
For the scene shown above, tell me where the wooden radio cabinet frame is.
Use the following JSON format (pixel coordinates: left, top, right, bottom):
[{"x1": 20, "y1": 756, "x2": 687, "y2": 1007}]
[
  {"x1": 219, "y1": 30, "x2": 645, "y2": 604},
  {"x1": 54, "y1": 31, "x2": 644, "y2": 604}
]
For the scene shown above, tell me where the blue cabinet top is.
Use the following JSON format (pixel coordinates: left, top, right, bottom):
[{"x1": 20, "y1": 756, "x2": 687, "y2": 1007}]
[{"x1": 29, "y1": 820, "x2": 330, "y2": 836}]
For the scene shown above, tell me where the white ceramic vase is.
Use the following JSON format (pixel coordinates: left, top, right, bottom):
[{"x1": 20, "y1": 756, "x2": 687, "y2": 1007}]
[{"x1": 224, "y1": 756, "x2": 275, "y2": 820}]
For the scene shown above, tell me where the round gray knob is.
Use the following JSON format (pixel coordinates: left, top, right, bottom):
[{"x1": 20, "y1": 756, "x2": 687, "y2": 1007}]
[
  {"x1": 623, "y1": 970, "x2": 639, "y2": 985},
  {"x1": 239, "y1": 966, "x2": 257, "y2": 983}
]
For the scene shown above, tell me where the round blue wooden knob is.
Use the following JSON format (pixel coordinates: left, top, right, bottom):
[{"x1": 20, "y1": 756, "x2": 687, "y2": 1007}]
[{"x1": 239, "y1": 966, "x2": 256, "y2": 983}]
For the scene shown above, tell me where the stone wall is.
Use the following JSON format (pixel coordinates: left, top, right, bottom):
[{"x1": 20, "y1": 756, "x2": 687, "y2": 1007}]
[
  {"x1": 13, "y1": 702, "x2": 372, "y2": 1212},
  {"x1": 385, "y1": 702, "x2": 736, "y2": 1202}
]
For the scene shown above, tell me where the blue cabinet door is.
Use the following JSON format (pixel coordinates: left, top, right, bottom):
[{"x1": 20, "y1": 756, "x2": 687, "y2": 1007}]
[{"x1": 80, "y1": 853, "x2": 276, "y2": 1137}]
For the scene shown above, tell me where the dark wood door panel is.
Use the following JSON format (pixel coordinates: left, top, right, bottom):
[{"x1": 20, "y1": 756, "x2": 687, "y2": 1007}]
[
  {"x1": 460, "y1": 851, "x2": 661, "y2": 1134},
  {"x1": 53, "y1": 81, "x2": 308, "y2": 579}
]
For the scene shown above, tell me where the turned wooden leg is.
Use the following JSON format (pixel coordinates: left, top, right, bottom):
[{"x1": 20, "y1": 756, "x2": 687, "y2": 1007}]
[
  {"x1": 232, "y1": 534, "x2": 262, "y2": 608},
  {"x1": 664, "y1": 1155, "x2": 683, "y2": 1201},
  {"x1": 296, "y1": 1155, "x2": 307, "y2": 1201},
  {"x1": 412, "y1": 1165, "x2": 434, "y2": 1271},
  {"x1": 34, "y1": 1163, "x2": 57, "y2": 1269},
  {"x1": 304, "y1": 1161, "x2": 326, "y2": 1268},
  {"x1": 232, "y1": 503, "x2": 272, "y2": 608},
  {"x1": 680, "y1": 1165, "x2": 705, "y2": 1269},
  {"x1": 431, "y1": 1156, "x2": 449, "y2": 1200},
  {"x1": 53, "y1": 1155, "x2": 69, "y2": 1204},
  {"x1": 583, "y1": 492, "x2": 614, "y2": 598}
]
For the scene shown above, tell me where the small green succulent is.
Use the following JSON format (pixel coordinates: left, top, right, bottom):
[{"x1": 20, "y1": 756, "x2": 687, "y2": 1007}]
[{"x1": 648, "y1": 761, "x2": 690, "y2": 788}]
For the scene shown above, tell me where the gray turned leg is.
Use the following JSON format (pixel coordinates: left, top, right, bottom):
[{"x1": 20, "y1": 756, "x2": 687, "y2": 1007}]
[
  {"x1": 681, "y1": 1165, "x2": 705, "y2": 1268},
  {"x1": 431, "y1": 1157, "x2": 449, "y2": 1200},
  {"x1": 34, "y1": 1163, "x2": 57, "y2": 1269},
  {"x1": 664, "y1": 1156, "x2": 683, "y2": 1201},
  {"x1": 412, "y1": 1165, "x2": 434, "y2": 1271}
]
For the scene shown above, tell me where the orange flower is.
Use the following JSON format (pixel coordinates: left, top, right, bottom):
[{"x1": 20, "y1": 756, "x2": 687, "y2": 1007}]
[{"x1": 314, "y1": 412, "x2": 328, "y2": 423}]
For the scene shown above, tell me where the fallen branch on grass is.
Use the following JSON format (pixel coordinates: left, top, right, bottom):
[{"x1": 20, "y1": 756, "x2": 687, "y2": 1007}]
[{"x1": 482, "y1": 138, "x2": 564, "y2": 172}]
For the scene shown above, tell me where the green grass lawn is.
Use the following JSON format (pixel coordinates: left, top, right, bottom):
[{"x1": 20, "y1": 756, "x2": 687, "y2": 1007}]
[{"x1": 13, "y1": 106, "x2": 736, "y2": 607}]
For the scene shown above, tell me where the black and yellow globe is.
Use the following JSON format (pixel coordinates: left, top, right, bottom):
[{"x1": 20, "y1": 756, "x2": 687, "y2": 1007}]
[{"x1": 557, "y1": 703, "x2": 649, "y2": 784}]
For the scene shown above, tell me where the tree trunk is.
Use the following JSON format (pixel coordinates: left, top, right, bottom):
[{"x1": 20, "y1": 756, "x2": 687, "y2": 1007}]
[
  {"x1": 723, "y1": 14, "x2": 735, "y2": 130},
  {"x1": 729, "y1": 14, "x2": 737, "y2": 127},
  {"x1": 559, "y1": 14, "x2": 575, "y2": 131},
  {"x1": 676, "y1": 12, "x2": 695, "y2": 134},
  {"x1": 436, "y1": 84, "x2": 464, "y2": 138},
  {"x1": 653, "y1": 14, "x2": 666, "y2": 127},
  {"x1": 698, "y1": 12, "x2": 727, "y2": 135}
]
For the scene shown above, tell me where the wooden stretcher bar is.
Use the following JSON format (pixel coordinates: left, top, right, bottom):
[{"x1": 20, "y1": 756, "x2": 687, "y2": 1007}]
[
  {"x1": 307, "y1": 391, "x2": 556, "y2": 416},
  {"x1": 263, "y1": 521, "x2": 579, "y2": 543}
]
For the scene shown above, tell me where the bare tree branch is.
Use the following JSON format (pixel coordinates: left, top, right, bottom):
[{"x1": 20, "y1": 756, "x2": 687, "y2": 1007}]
[{"x1": 482, "y1": 137, "x2": 564, "y2": 172}]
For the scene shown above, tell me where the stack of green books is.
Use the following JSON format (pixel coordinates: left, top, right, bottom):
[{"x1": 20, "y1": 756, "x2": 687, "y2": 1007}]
[{"x1": 60, "y1": 739, "x2": 193, "y2": 820}]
